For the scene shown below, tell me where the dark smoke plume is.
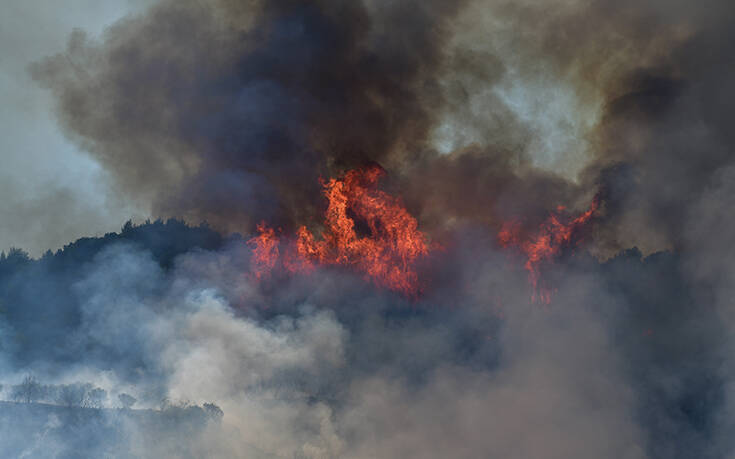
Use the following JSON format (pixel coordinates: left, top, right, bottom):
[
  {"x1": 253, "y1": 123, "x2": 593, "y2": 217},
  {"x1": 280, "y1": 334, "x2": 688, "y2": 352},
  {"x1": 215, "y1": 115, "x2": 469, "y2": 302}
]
[
  {"x1": 31, "y1": 0, "x2": 467, "y2": 233},
  {"x1": 32, "y1": 0, "x2": 735, "y2": 255}
]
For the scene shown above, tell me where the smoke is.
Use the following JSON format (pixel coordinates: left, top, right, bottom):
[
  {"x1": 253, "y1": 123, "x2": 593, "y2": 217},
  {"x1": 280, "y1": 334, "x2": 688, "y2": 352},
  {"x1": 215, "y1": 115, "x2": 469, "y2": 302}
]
[
  {"x1": 29, "y1": 0, "x2": 467, "y2": 233},
  {"x1": 1, "y1": 221, "x2": 728, "y2": 457},
  {"x1": 28, "y1": 0, "x2": 735, "y2": 244},
  {"x1": 683, "y1": 164, "x2": 735, "y2": 456},
  {"x1": 3, "y1": 0, "x2": 735, "y2": 457}
]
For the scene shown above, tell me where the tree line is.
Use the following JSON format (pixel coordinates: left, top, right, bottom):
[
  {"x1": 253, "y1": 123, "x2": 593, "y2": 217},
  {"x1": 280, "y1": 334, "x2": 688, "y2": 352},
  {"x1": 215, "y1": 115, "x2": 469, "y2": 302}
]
[
  {"x1": 2, "y1": 375, "x2": 136, "y2": 409},
  {"x1": 2, "y1": 375, "x2": 224, "y2": 421}
]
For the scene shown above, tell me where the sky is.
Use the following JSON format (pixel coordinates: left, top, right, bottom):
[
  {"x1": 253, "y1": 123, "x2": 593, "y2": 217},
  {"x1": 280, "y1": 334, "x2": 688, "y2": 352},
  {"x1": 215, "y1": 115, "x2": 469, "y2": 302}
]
[{"x1": 0, "y1": 0, "x2": 157, "y2": 256}]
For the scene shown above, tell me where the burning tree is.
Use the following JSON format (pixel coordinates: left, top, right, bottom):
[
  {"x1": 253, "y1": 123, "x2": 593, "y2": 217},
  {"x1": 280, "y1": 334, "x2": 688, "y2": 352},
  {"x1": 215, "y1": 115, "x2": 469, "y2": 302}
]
[
  {"x1": 499, "y1": 196, "x2": 601, "y2": 303},
  {"x1": 249, "y1": 165, "x2": 431, "y2": 297}
]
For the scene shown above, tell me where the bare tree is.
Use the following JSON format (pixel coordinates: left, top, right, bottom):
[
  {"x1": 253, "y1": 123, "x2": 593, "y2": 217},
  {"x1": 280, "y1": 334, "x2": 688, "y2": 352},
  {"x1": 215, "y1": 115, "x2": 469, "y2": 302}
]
[{"x1": 12, "y1": 375, "x2": 41, "y2": 403}]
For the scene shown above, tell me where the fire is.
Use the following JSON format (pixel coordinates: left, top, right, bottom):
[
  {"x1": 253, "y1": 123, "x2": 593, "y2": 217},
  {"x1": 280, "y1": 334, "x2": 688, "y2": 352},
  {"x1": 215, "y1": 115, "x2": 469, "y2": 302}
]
[
  {"x1": 248, "y1": 165, "x2": 599, "y2": 301},
  {"x1": 247, "y1": 223, "x2": 279, "y2": 280},
  {"x1": 499, "y1": 196, "x2": 600, "y2": 303},
  {"x1": 247, "y1": 165, "x2": 430, "y2": 297}
]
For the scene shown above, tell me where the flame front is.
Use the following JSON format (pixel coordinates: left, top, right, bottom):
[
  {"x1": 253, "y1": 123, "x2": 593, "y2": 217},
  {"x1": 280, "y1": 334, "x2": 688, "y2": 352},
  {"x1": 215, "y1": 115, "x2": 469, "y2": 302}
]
[
  {"x1": 499, "y1": 196, "x2": 600, "y2": 303},
  {"x1": 249, "y1": 166, "x2": 600, "y2": 302},
  {"x1": 248, "y1": 165, "x2": 430, "y2": 297},
  {"x1": 248, "y1": 223, "x2": 279, "y2": 280}
]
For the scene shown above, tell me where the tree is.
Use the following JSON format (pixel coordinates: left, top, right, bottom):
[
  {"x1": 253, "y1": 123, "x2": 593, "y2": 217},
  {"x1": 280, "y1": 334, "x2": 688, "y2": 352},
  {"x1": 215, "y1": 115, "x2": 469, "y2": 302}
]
[
  {"x1": 121, "y1": 220, "x2": 134, "y2": 233},
  {"x1": 57, "y1": 383, "x2": 86, "y2": 407},
  {"x1": 118, "y1": 393, "x2": 137, "y2": 409},
  {"x1": 12, "y1": 375, "x2": 41, "y2": 403},
  {"x1": 84, "y1": 387, "x2": 107, "y2": 409},
  {"x1": 203, "y1": 402, "x2": 224, "y2": 421}
]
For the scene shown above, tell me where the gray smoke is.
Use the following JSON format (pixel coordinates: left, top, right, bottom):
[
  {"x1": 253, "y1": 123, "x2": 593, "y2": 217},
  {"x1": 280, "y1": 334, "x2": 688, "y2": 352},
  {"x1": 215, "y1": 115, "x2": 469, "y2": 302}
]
[{"x1": 2, "y1": 0, "x2": 734, "y2": 457}]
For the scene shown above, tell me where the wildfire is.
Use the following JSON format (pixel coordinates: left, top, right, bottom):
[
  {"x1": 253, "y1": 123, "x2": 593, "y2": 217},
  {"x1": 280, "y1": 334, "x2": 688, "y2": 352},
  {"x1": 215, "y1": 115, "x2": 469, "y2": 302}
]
[
  {"x1": 248, "y1": 223, "x2": 279, "y2": 280},
  {"x1": 248, "y1": 164, "x2": 600, "y2": 301},
  {"x1": 498, "y1": 196, "x2": 600, "y2": 303},
  {"x1": 247, "y1": 165, "x2": 430, "y2": 297}
]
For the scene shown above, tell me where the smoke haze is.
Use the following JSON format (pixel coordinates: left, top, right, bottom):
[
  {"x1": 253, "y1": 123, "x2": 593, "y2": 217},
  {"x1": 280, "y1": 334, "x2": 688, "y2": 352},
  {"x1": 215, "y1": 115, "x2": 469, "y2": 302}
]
[{"x1": 1, "y1": 0, "x2": 734, "y2": 457}]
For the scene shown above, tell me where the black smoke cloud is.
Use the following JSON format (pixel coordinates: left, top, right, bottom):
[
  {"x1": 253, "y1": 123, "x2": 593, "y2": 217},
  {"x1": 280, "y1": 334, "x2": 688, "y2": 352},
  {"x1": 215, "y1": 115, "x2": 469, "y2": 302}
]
[
  {"x1": 5, "y1": 0, "x2": 735, "y2": 457},
  {"x1": 31, "y1": 0, "x2": 465, "y2": 232},
  {"x1": 29, "y1": 0, "x2": 735, "y2": 243}
]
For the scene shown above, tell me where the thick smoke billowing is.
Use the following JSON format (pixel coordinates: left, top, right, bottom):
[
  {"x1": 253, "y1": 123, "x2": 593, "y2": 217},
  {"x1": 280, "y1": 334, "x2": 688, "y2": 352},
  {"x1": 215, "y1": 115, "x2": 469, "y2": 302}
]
[
  {"x1": 31, "y1": 0, "x2": 466, "y2": 232},
  {"x1": 0, "y1": 221, "x2": 727, "y2": 458},
  {"x1": 3, "y1": 0, "x2": 735, "y2": 457},
  {"x1": 31, "y1": 0, "x2": 735, "y2": 249}
]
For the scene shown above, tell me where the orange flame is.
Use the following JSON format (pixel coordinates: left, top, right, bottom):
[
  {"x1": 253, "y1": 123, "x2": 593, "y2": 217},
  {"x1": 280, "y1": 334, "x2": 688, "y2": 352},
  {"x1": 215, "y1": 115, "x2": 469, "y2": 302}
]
[
  {"x1": 247, "y1": 165, "x2": 430, "y2": 297},
  {"x1": 247, "y1": 223, "x2": 280, "y2": 280},
  {"x1": 499, "y1": 196, "x2": 600, "y2": 303}
]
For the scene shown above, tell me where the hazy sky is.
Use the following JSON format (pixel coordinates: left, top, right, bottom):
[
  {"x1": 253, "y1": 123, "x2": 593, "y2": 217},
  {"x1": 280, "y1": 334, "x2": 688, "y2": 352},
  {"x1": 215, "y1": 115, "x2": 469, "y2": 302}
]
[{"x1": 0, "y1": 0, "x2": 158, "y2": 256}]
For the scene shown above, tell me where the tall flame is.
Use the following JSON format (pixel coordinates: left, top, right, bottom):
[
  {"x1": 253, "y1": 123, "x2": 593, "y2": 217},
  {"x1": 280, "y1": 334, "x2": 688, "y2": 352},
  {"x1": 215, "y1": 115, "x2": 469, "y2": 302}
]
[
  {"x1": 249, "y1": 165, "x2": 600, "y2": 301},
  {"x1": 248, "y1": 165, "x2": 430, "y2": 297},
  {"x1": 247, "y1": 223, "x2": 279, "y2": 280},
  {"x1": 499, "y1": 196, "x2": 600, "y2": 303}
]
